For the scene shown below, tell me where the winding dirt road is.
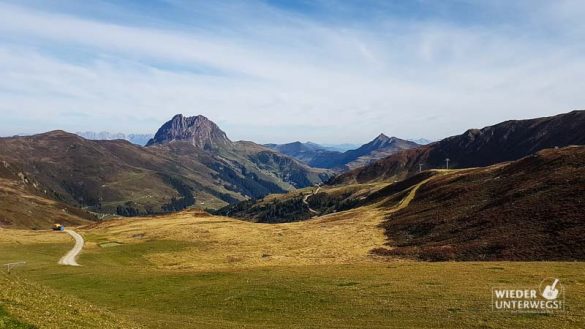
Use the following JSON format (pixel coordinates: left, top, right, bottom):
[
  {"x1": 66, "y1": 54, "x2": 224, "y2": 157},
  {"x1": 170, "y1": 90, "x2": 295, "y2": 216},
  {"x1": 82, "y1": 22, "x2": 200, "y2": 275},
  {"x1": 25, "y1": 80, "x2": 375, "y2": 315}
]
[
  {"x1": 58, "y1": 229, "x2": 84, "y2": 266},
  {"x1": 303, "y1": 185, "x2": 321, "y2": 215}
]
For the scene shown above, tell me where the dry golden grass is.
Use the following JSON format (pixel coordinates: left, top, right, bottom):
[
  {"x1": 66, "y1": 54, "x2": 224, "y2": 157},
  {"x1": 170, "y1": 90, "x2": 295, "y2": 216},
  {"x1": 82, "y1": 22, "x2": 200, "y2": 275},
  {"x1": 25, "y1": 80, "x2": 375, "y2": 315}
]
[
  {"x1": 0, "y1": 229, "x2": 69, "y2": 245},
  {"x1": 83, "y1": 207, "x2": 387, "y2": 271}
]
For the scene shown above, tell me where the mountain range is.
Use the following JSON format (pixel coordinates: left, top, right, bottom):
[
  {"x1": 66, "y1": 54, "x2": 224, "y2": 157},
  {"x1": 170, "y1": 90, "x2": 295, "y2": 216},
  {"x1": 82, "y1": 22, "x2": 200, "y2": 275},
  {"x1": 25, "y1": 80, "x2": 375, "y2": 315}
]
[
  {"x1": 266, "y1": 134, "x2": 420, "y2": 170},
  {"x1": 0, "y1": 115, "x2": 329, "y2": 219},
  {"x1": 220, "y1": 110, "x2": 585, "y2": 227},
  {"x1": 1, "y1": 110, "x2": 584, "y2": 233},
  {"x1": 334, "y1": 110, "x2": 585, "y2": 184},
  {"x1": 76, "y1": 131, "x2": 154, "y2": 146}
]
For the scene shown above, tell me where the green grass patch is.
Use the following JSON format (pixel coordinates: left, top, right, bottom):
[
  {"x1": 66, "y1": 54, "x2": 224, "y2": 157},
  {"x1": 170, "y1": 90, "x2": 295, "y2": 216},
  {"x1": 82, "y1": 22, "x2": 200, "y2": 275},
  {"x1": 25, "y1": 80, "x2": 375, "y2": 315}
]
[
  {"x1": 0, "y1": 306, "x2": 36, "y2": 329},
  {"x1": 1, "y1": 242, "x2": 584, "y2": 328}
]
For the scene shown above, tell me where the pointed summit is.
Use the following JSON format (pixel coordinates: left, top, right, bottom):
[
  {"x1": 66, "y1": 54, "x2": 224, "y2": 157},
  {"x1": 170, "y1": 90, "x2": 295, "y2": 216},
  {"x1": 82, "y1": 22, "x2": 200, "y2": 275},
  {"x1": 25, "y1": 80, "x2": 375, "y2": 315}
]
[
  {"x1": 373, "y1": 133, "x2": 391, "y2": 143},
  {"x1": 369, "y1": 133, "x2": 397, "y2": 148},
  {"x1": 146, "y1": 114, "x2": 232, "y2": 149},
  {"x1": 340, "y1": 134, "x2": 419, "y2": 165}
]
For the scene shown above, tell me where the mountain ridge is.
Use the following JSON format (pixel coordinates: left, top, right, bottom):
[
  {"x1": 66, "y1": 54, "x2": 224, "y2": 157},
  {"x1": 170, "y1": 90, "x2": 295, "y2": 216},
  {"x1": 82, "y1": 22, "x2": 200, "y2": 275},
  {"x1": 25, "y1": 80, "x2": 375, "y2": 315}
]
[
  {"x1": 267, "y1": 135, "x2": 420, "y2": 170},
  {"x1": 333, "y1": 110, "x2": 585, "y2": 184}
]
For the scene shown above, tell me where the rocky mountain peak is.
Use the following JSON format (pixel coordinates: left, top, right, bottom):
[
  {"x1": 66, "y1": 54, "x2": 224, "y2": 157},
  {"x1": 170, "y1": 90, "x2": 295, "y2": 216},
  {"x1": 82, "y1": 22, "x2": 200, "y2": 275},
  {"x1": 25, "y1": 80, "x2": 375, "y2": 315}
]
[
  {"x1": 146, "y1": 114, "x2": 232, "y2": 149},
  {"x1": 369, "y1": 133, "x2": 397, "y2": 147}
]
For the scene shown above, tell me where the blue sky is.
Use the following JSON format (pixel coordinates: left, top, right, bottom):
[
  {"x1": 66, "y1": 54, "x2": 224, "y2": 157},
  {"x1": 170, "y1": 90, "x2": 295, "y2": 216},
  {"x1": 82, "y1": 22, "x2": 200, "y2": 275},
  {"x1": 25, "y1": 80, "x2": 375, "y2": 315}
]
[{"x1": 0, "y1": 0, "x2": 584, "y2": 144}]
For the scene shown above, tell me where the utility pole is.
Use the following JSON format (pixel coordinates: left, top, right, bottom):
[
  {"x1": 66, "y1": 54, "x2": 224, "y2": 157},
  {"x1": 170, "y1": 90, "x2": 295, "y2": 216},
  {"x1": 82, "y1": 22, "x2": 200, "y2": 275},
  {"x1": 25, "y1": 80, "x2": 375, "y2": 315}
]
[
  {"x1": 445, "y1": 158, "x2": 450, "y2": 169},
  {"x1": 418, "y1": 163, "x2": 423, "y2": 173}
]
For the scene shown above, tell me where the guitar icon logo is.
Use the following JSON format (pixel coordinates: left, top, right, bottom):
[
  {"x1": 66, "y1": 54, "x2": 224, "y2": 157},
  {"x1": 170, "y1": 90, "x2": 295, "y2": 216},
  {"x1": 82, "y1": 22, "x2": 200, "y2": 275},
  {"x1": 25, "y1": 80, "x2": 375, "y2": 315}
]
[{"x1": 540, "y1": 278, "x2": 561, "y2": 300}]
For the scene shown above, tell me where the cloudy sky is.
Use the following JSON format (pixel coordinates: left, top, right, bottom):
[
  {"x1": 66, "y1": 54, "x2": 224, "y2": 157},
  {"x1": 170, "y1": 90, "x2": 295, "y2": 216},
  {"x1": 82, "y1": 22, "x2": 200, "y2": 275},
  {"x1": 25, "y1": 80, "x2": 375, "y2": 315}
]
[{"x1": 0, "y1": 0, "x2": 584, "y2": 144}]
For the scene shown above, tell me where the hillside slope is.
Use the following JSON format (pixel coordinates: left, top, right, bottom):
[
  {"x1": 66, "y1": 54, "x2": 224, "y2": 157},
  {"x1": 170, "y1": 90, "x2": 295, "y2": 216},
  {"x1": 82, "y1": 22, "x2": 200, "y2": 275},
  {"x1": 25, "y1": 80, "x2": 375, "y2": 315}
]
[
  {"x1": 0, "y1": 160, "x2": 94, "y2": 229},
  {"x1": 374, "y1": 146, "x2": 585, "y2": 261},
  {"x1": 334, "y1": 110, "x2": 585, "y2": 184}
]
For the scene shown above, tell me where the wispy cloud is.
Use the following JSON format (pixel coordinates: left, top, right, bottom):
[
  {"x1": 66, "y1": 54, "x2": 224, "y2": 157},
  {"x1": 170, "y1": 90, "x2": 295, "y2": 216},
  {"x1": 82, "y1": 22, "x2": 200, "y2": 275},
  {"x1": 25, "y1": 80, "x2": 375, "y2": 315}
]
[{"x1": 0, "y1": 1, "x2": 584, "y2": 143}]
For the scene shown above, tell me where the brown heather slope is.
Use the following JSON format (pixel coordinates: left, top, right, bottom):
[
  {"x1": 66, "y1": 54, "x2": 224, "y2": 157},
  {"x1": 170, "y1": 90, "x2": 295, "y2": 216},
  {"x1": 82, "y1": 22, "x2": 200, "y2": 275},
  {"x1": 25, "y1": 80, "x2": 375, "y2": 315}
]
[
  {"x1": 334, "y1": 110, "x2": 585, "y2": 184},
  {"x1": 374, "y1": 146, "x2": 585, "y2": 261},
  {"x1": 0, "y1": 179, "x2": 93, "y2": 229},
  {"x1": 0, "y1": 160, "x2": 93, "y2": 229}
]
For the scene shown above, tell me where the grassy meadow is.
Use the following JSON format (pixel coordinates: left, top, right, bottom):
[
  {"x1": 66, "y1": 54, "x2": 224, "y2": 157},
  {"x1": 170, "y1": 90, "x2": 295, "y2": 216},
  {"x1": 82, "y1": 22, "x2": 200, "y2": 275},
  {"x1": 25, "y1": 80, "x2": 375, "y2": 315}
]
[{"x1": 1, "y1": 211, "x2": 584, "y2": 328}]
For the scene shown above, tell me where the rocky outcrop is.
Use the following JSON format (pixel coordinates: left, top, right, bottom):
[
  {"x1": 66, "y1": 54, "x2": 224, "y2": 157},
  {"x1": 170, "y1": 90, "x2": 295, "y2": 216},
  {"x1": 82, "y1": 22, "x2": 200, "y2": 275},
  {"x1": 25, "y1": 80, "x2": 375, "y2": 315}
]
[{"x1": 146, "y1": 114, "x2": 232, "y2": 149}]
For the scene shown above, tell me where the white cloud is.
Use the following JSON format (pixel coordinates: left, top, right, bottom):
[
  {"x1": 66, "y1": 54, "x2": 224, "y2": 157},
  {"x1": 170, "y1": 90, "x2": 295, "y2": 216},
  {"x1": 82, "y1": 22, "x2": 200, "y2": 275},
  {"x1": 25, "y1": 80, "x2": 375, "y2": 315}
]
[{"x1": 0, "y1": 1, "x2": 583, "y2": 143}]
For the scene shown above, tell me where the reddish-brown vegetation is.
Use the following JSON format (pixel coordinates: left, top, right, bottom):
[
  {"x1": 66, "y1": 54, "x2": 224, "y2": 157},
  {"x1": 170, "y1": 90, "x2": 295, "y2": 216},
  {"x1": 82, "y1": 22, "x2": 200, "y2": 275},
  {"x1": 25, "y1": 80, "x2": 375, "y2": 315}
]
[{"x1": 375, "y1": 146, "x2": 585, "y2": 261}]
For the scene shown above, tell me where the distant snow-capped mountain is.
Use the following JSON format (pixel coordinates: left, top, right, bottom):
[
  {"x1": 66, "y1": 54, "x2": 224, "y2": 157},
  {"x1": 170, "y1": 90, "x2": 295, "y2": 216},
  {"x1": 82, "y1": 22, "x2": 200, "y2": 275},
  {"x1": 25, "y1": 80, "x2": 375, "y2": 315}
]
[
  {"x1": 75, "y1": 131, "x2": 153, "y2": 146},
  {"x1": 408, "y1": 138, "x2": 433, "y2": 145}
]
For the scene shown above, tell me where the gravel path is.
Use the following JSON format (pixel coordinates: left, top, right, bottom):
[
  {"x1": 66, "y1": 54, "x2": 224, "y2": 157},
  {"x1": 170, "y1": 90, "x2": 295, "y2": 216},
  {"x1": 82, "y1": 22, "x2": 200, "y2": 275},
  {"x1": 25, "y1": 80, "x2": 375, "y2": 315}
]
[{"x1": 58, "y1": 230, "x2": 84, "y2": 266}]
